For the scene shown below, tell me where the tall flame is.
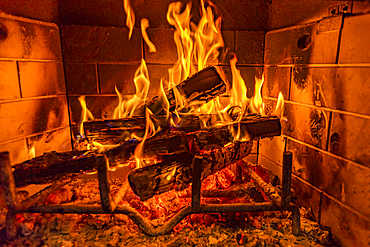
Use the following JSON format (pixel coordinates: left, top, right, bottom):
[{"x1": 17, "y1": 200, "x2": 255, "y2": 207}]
[
  {"x1": 113, "y1": 59, "x2": 150, "y2": 119},
  {"x1": 167, "y1": 0, "x2": 224, "y2": 89},
  {"x1": 78, "y1": 96, "x2": 94, "y2": 138},
  {"x1": 250, "y1": 76, "x2": 266, "y2": 116},
  {"x1": 133, "y1": 108, "x2": 161, "y2": 168},
  {"x1": 124, "y1": 0, "x2": 135, "y2": 39}
]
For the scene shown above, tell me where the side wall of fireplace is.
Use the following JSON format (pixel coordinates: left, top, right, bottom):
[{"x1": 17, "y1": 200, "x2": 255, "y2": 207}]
[
  {"x1": 0, "y1": 12, "x2": 72, "y2": 165},
  {"x1": 260, "y1": 2, "x2": 370, "y2": 246}
]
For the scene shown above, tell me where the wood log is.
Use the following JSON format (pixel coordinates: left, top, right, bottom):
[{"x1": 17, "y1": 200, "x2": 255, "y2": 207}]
[
  {"x1": 84, "y1": 114, "x2": 280, "y2": 145},
  {"x1": 138, "y1": 66, "x2": 227, "y2": 115},
  {"x1": 84, "y1": 115, "x2": 201, "y2": 145},
  {"x1": 12, "y1": 130, "x2": 189, "y2": 187},
  {"x1": 128, "y1": 141, "x2": 253, "y2": 201}
]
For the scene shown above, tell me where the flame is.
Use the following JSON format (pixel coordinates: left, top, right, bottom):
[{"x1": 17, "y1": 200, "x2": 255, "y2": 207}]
[
  {"x1": 272, "y1": 92, "x2": 285, "y2": 119},
  {"x1": 124, "y1": 0, "x2": 135, "y2": 39},
  {"x1": 141, "y1": 18, "x2": 156, "y2": 52},
  {"x1": 250, "y1": 76, "x2": 266, "y2": 116},
  {"x1": 29, "y1": 146, "x2": 35, "y2": 159},
  {"x1": 78, "y1": 96, "x2": 94, "y2": 138},
  {"x1": 167, "y1": 0, "x2": 224, "y2": 95},
  {"x1": 134, "y1": 108, "x2": 161, "y2": 168},
  {"x1": 113, "y1": 59, "x2": 150, "y2": 119}
]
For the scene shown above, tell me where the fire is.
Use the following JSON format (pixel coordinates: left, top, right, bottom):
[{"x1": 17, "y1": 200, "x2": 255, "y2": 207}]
[
  {"x1": 124, "y1": 0, "x2": 135, "y2": 39},
  {"x1": 77, "y1": 96, "x2": 94, "y2": 138},
  {"x1": 76, "y1": 0, "x2": 285, "y2": 168},
  {"x1": 141, "y1": 18, "x2": 156, "y2": 53},
  {"x1": 113, "y1": 59, "x2": 150, "y2": 119}
]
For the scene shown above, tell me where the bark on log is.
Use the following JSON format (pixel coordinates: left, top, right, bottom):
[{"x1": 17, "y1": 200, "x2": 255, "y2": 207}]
[
  {"x1": 139, "y1": 66, "x2": 227, "y2": 115},
  {"x1": 12, "y1": 130, "x2": 189, "y2": 187},
  {"x1": 128, "y1": 141, "x2": 253, "y2": 201},
  {"x1": 84, "y1": 114, "x2": 280, "y2": 145}
]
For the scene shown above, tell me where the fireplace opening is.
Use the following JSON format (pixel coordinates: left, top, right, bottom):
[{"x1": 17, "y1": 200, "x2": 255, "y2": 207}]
[{"x1": 0, "y1": 0, "x2": 370, "y2": 246}]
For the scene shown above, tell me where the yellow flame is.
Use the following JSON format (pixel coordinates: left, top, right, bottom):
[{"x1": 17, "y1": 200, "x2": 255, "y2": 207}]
[
  {"x1": 166, "y1": 0, "x2": 224, "y2": 107},
  {"x1": 134, "y1": 108, "x2": 161, "y2": 168},
  {"x1": 113, "y1": 59, "x2": 150, "y2": 119},
  {"x1": 250, "y1": 76, "x2": 266, "y2": 116},
  {"x1": 229, "y1": 55, "x2": 249, "y2": 110},
  {"x1": 272, "y1": 92, "x2": 285, "y2": 119},
  {"x1": 78, "y1": 96, "x2": 94, "y2": 137},
  {"x1": 124, "y1": 0, "x2": 135, "y2": 39},
  {"x1": 141, "y1": 18, "x2": 157, "y2": 52},
  {"x1": 29, "y1": 146, "x2": 35, "y2": 159}
]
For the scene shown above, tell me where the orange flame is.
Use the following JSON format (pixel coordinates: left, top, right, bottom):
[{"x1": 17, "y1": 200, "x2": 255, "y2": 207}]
[
  {"x1": 141, "y1": 18, "x2": 156, "y2": 52},
  {"x1": 78, "y1": 96, "x2": 94, "y2": 138},
  {"x1": 133, "y1": 108, "x2": 161, "y2": 168},
  {"x1": 124, "y1": 0, "x2": 135, "y2": 39},
  {"x1": 113, "y1": 59, "x2": 150, "y2": 119},
  {"x1": 250, "y1": 76, "x2": 266, "y2": 116}
]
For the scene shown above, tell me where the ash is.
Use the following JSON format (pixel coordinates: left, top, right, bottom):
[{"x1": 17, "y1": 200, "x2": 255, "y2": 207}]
[{"x1": 0, "y1": 170, "x2": 339, "y2": 247}]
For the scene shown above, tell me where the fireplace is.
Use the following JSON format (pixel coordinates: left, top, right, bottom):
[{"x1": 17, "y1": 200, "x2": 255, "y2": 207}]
[{"x1": 0, "y1": 0, "x2": 370, "y2": 246}]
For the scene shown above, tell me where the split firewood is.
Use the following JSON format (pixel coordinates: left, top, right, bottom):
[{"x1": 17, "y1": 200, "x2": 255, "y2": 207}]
[
  {"x1": 128, "y1": 141, "x2": 253, "y2": 201},
  {"x1": 84, "y1": 114, "x2": 281, "y2": 145},
  {"x1": 12, "y1": 130, "x2": 189, "y2": 187},
  {"x1": 138, "y1": 66, "x2": 227, "y2": 115}
]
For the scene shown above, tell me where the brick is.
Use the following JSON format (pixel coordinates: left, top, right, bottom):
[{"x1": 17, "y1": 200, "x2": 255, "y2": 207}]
[
  {"x1": 0, "y1": 139, "x2": 29, "y2": 165},
  {"x1": 18, "y1": 61, "x2": 66, "y2": 98},
  {"x1": 144, "y1": 29, "x2": 177, "y2": 65},
  {"x1": 282, "y1": 103, "x2": 329, "y2": 149},
  {"x1": 68, "y1": 96, "x2": 119, "y2": 125},
  {"x1": 99, "y1": 64, "x2": 139, "y2": 95},
  {"x1": 0, "y1": 61, "x2": 20, "y2": 101},
  {"x1": 287, "y1": 139, "x2": 370, "y2": 217},
  {"x1": 64, "y1": 62, "x2": 97, "y2": 95},
  {"x1": 0, "y1": 96, "x2": 69, "y2": 143},
  {"x1": 353, "y1": 1, "x2": 370, "y2": 14},
  {"x1": 212, "y1": 0, "x2": 268, "y2": 31},
  {"x1": 291, "y1": 67, "x2": 370, "y2": 115},
  {"x1": 330, "y1": 113, "x2": 370, "y2": 167},
  {"x1": 291, "y1": 176, "x2": 321, "y2": 220},
  {"x1": 146, "y1": 64, "x2": 173, "y2": 97},
  {"x1": 268, "y1": 0, "x2": 351, "y2": 30},
  {"x1": 320, "y1": 194, "x2": 370, "y2": 247},
  {"x1": 61, "y1": 25, "x2": 142, "y2": 62},
  {"x1": 27, "y1": 127, "x2": 72, "y2": 156},
  {"x1": 339, "y1": 14, "x2": 370, "y2": 64},
  {"x1": 259, "y1": 136, "x2": 286, "y2": 166},
  {"x1": 218, "y1": 30, "x2": 235, "y2": 65},
  {"x1": 262, "y1": 66, "x2": 290, "y2": 99},
  {"x1": 58, "y1": 0, "x2": 143, "y2": 27},
  {"x1": 265, "y1": 16, "x2": 341, "y2": 65},
  {"x1": 235, "y1": 31, "x2": 264, "y2": 65},
  {"x1": 0, "y1": 0, "x2": 59, "y2": 23},
  {"x1": 0, "y1": 15, "x2": 61, "y2": 60},
  {"x1": 219, "y1": 65, "x2": 262, "y2": 98}
]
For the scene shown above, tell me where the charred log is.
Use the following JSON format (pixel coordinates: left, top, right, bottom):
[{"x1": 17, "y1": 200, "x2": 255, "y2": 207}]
[
  {"x1": 139, "y1": 66, "x2": 227, "y2": 115},
  {"x1": 128, "y1": 141, "x2": 253, "y2": 201},
  {"x1": 12, "y1": 130, "x2": 189, "y2": 187}
]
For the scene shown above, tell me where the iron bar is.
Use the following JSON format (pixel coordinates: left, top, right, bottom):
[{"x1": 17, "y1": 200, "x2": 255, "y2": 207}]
[
  {"x1": 282, "y1": 151, "x2": 293, "y2": 208},
  {"x1": 191, "y1": 154, "x2": 202, "y2": 212},
  {"x1": 0, "y1": 152, "x2": 19, "y2": 211}
]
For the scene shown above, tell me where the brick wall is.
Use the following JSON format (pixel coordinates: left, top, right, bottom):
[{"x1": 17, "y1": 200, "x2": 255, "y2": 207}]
[
  {"x1": 0, "y1": 13, "x2": 72, "y2": 164},
  {"x1": 260, "y1": 11, "x2": 370, "y2": 247}
]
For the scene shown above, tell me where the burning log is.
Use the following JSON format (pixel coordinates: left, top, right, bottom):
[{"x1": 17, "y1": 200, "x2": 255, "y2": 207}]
[
  {"x1": 139, "y1": 66, "x2": 227, "y2": 114},
  {"x1": 12, "y1": 130, "x2": 189, "y2": 187},
  {"x1": 128, "y1": 141, "x2": 253, "y2": 201}
]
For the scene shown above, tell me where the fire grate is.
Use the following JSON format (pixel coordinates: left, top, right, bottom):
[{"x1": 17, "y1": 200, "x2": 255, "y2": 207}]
[{"x1": 0, "y1": 150, "x2": 300, "y2": 239}]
